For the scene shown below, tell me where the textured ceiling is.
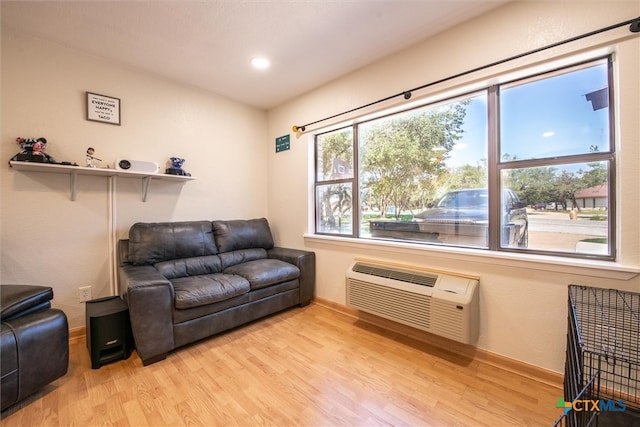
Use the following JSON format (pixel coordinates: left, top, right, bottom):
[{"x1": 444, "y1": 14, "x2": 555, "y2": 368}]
[{"x1": 1, "y1": 1, "x2": 508, "y2": 109}]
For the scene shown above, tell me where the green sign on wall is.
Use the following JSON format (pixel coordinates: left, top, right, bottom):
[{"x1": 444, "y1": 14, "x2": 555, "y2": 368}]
[{"x1": 275, "y1": 134, "x2": 290, "y2": 153}]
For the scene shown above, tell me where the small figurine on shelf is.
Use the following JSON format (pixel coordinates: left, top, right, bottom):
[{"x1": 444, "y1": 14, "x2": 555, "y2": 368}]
[
  {"x1": 85, "y1": 147, "x2": 102, "y2": 168},
  {"x1": 165, "y1": 157, "x2": 191, "y2": 176},
  {"x1": 11, "y1": 137, "x2": 56, "y2": 163}
]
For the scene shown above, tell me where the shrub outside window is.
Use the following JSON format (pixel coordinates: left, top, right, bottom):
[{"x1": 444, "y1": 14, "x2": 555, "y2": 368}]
[{"x1": 313, "y1": 57, "x2": 615, "y2": 260}]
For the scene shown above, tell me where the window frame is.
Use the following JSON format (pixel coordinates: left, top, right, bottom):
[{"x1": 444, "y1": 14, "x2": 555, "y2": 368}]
[
  {"x1": 313, "y1": 55, "x2": 616, "y2": 261},
  {"x1": 314, "y1": 125, "x2": 357, "y2": 236}
]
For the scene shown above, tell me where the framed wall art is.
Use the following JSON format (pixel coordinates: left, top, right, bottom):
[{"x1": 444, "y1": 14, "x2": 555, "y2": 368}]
[{"x1": 86, "y1": 92, "x2": 121, "y2": 125}]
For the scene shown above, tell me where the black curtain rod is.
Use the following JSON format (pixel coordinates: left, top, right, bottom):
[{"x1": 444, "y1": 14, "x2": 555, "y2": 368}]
[{"x1": 293, "y1": 16, "x2": 640, "y2": 133}]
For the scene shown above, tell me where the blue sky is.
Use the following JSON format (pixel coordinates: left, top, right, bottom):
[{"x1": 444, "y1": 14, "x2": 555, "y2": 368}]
[{"x1": 448, "y1": 61, "x2": 610, "y2": 169}]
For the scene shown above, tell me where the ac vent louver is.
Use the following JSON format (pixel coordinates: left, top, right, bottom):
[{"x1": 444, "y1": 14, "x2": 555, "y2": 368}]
[
  {"x1": 346, "y1": 260, "x2": 480, "y2": 344},
  {"x1": 352, "y1": 262, "x2": 437, "y2": 287}
]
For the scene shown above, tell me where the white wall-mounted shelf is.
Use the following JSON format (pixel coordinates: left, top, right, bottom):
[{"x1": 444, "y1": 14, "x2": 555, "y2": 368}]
[{"x1": 9, "y1": 161, "x2": 196, "y2": 202}]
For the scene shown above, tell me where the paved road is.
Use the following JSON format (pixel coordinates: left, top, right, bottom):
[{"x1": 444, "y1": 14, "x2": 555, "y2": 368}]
[
  {"x1": 526, "y1": 211, "x2": 608, "y2": 253},
  {"x1": 527, "y1": 211, "x2": 608, "y2": 237}
]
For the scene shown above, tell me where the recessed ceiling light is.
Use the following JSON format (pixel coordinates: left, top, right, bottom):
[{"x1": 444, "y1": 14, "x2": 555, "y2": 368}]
[{"x1": 251, "y1": 57, "x2": 270, "y2": 69}]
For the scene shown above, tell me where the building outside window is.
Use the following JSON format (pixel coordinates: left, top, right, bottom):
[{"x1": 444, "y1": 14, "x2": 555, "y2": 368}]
[{"x1": 314, "y1": 57, "x2": 614, "y2": 260}]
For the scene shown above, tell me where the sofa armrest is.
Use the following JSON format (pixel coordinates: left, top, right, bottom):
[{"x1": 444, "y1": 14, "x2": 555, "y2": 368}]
[
  {"x1": 268, "y1": 247, "x2": 315, "y2": 306},
  {"x1": 118, "y1": 263, "x2": 175, "y2": 365},
  {"x1": 1, "y1": 308, "x2": 68, "y2": 410}
]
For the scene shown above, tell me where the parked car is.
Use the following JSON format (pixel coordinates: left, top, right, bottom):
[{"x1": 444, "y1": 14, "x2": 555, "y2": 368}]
[
  {"x1": 532, "y1": 202, "x2": 546, "y2": 210},
  {"x1": 411, "y1": 188, "x2": 528, "y2": 248},
  {"x1": 545, "y1": 202, "x2": 557, "y2": 210},
  {"x1": 370, "y1": 188, "x2": 528, "y2": 248}
]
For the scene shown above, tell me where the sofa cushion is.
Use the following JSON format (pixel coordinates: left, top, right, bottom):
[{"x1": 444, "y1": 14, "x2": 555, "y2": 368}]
[
  {"x1": 212, "y1": 218, "x2": 274, "y2": 253},
  {"x1": 154, "y1": 255, "x2": 222, "y2": 280},
  {"x1": 172, "y1": 293, "x2": 251, "y2": 325},
  {"x1": 219, "y1": 248, "x2": 267, "y2": 270},
  {"x1": 172, "y1": 274, "x2": 250, "y2": 309},
  {"x1": 224, "y1": 259, "x2": 299, "y2": 290},
  {"x1": 1, "y1": 285, "x2": 53, "y2": 321},
  {"x1": 128, "y1": 221, "x2": 218, "y2": 265}
]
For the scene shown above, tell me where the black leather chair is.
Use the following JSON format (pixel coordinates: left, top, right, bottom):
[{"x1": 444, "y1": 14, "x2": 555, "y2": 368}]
[{"x1": 1, "y1": 284, "x2": 69, "y2": 411}]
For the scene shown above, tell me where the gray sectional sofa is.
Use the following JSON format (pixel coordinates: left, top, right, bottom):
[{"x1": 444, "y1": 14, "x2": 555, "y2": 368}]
[{"x1": 117, "y1": 218, "x2": 315, "y2": 366}]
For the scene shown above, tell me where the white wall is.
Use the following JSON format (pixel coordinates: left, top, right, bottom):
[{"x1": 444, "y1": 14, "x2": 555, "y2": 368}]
[
  {"x1": 267, "y1": 1, "x2": 640, "y2": 373},
  {"x1": 1, "y1": 31, "x2": 268, "y2": 328}
]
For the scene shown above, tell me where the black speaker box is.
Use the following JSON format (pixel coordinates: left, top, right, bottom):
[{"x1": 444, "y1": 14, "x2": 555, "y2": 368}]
[{"x1": 86, "y1": 296, "x2": 133, "y2": 369}]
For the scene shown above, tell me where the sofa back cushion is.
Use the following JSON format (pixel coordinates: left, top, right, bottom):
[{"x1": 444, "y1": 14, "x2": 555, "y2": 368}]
[
  {"x1": 212, "y1": 218, "x2": 274, "y2": 253},
  {"x1": 154, "y1": 255, "x2": 222, "y2": 280},
  {"x1": 128, "y1": 221, "x2": 218, "y2": 265}
]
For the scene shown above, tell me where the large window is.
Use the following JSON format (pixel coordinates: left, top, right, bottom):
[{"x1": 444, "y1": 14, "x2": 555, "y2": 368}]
[{"x1": 314, "y1": 57, "x2": 615, "y2": 260}]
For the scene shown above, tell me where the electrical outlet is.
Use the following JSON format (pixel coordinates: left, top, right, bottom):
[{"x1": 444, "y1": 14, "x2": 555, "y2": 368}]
[{"x1": 78, "y1": 286, "x2": 92, "y2": 302}]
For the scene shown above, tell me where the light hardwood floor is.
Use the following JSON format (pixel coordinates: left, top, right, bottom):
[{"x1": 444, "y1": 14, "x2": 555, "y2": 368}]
[{"x1": 1, "y1": 303, "x2": 563, "y2": 426}]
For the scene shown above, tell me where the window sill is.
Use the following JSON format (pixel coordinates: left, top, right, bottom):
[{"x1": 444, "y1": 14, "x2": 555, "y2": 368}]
[{"x1": 303, "y1": 234, "x2": 639, "y2": 281}]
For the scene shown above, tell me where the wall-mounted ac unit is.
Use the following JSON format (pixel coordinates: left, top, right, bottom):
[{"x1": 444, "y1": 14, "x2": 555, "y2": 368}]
[{"x1": 346, "y1": 258, "x2": 479, "y2": 344}]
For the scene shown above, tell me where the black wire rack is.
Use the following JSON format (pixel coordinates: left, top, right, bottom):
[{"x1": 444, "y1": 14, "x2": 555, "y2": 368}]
[{"x1": 554, "y1": 285, "x2": 640, "y2": 427}]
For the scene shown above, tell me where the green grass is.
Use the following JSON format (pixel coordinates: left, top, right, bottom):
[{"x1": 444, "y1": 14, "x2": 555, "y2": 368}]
[
  {"x1": 580, "y1": 238, "x2": 608, "y2": 244},
  {"x1": 579, "y1": 209, "x2": 608, "y2": 221},
  {"x1": 362, "y1": 213, "x2": 413, "y2": 221}
]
